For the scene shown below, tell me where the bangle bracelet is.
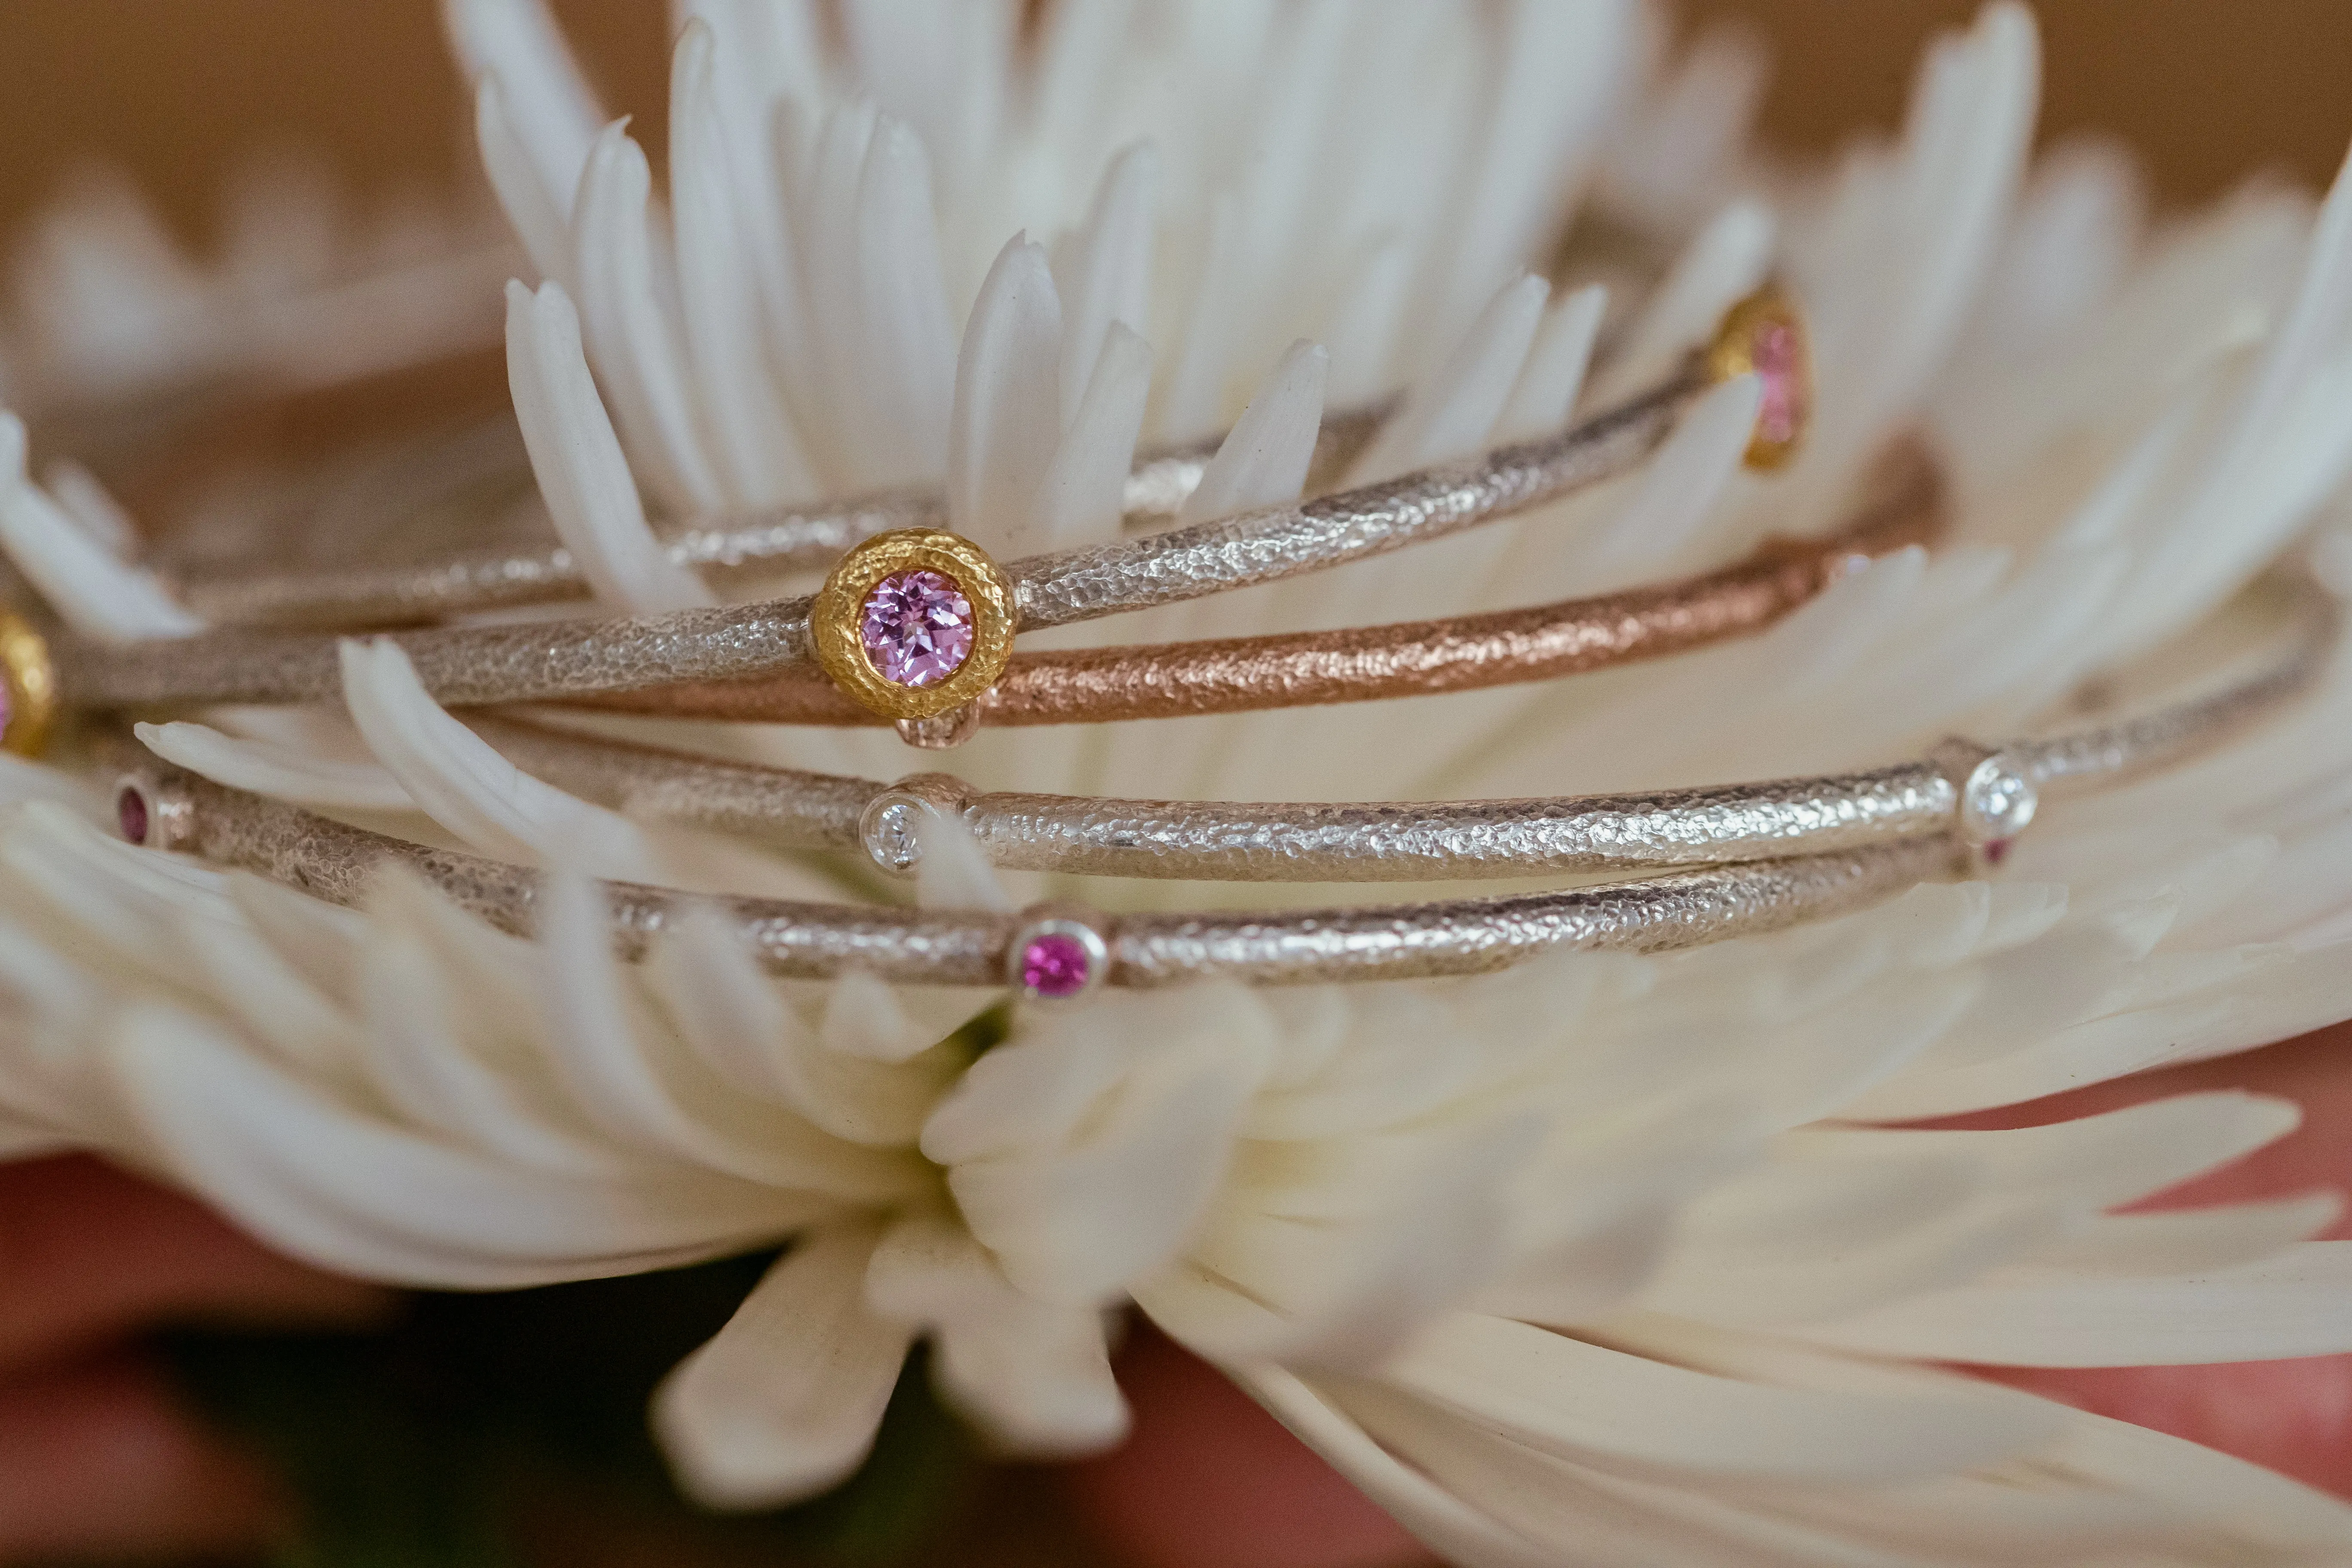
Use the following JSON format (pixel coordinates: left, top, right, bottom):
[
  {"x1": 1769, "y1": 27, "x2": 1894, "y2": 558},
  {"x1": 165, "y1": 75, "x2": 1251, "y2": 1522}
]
[
  {"x1": 106, "y1": 757, "x2": 1959, "y2": 991},
  {"x1": 437, "y1": 557, "x2": 2333, "y2": 884},
  {"x1": 117, "y1": 551, "x2": 2333, "y2": 994},
  {"x1": 50, "y1": 292, "x2": 1808, "y2": 723},
  {"x1": 560, "y1": 435, "x2": 1943, "y2": 730},
  {"x1": 165, "y1": 402, "x2": 1393, "y2": 632}
]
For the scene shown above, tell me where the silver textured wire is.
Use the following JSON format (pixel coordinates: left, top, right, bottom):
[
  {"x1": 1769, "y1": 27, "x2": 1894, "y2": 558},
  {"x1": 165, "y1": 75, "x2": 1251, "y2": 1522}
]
[
  {"x1": 478, "y1": 714, "x2": 1960, "y2": 880},
  {"x1": 96, "y1": 560, "x2": 2338, "y2": 983},
  {"x1": 168, "y1": 403, "x2": 1391, "y2": 631},
  {"x1": 55, "y1": 374, "x2": 1704, "y2": 710},
  {"x1": 104, "y1": 756, "x2": 1959, "y2": 986},
  {"x1": 459, "y1": 561, "x2": 2338, "y2": 883},
  {"x1": 2017, "y1": 568, "x2": 2341, "y2": 790}
]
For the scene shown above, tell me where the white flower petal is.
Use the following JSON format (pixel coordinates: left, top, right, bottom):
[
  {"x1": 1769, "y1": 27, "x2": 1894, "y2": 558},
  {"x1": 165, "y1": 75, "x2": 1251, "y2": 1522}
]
[
  {"x1": 1178, "y1": 338, "x2": 1329, "y2": 526},
  {"x1": 441, "y1": 0, "x2": 603, "y2": 221},
  {"x1": 1376, "y1": 1314, "x2": 2059, "y2": 1485},
  {"x1": 1495, "y1": 283, "x2": 1605, "y2": 443},
  {"x1": 0, "y1": 413, "x2": 201, "y2": 639},
  {"x1": 1054, "y1": 141, "x2": 1158, "y2": 432},
  {"x1": 1030, "y1": 322, "x2": 1152, "y2": 552},
  {"x1": 867, "y1": 1212, "x2": 1126, "y2": 1454},
  {"x1": 1801, "y1": 1240, "x2": 2352, "y2": 1365},
  {"x1": 570, "y1": 126, "x2": 727, "y2": 518},
  {"x1": 949, "y1": 234, "x2": 1065, "y2": 554},
  {"x1": 338, "y1": 638, "x2": 667, "y2": 879},
  {"x1": 137, "y1": 720, "x2": 413, "y2": 812},
  {"x1": 654, "y1": 1222, "x2": 913, "y2": 1509},
  {"x1": 505, "y1": 277, "x2": 716, "y2": 612},
  {"x1": 669, "y1": 21, "x2": 815, "y2": 507}
]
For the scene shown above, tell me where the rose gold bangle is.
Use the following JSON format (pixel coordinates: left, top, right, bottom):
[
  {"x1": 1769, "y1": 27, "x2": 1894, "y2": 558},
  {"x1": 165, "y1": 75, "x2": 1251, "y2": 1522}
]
[{"x1": 550, "y1": 435, "x2": 1942, "y2": 730}]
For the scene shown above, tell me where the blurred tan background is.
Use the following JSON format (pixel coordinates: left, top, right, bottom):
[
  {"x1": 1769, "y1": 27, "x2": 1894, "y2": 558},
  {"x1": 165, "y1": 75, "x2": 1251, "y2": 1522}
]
[{"x1": 0, "y1": 0, "x2": 2347, "y2": 251}]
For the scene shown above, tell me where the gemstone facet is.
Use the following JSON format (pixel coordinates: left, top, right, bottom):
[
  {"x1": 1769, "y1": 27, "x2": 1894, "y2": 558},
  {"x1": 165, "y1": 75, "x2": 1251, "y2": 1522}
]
[
  {"x1": 1006, "y1": 910, "x2": 1108, "y2": 1001},
  {"x1": 1959, "y1": 752, "x2": 2037, "y2": 845},
  {"x1": 116, "y1": 784, "x2": 149, "y2": 845},
  {"x1": 1706, "y1": 288, "x2": 1812, "y2": 469},
  {"x1": 859, "y1": 570, "x2": 974, "y2": 688},
  {"x1": 1750, "y1": 318, "x2": 1807, "y2": 453},
  {"x1": 1018, "y1": 932, "x2": 1093, "y2": 998}
]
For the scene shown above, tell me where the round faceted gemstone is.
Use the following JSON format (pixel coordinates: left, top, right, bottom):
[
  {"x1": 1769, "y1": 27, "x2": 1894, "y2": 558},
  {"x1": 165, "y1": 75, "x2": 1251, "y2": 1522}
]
[
  {"x1": 859, "y1": 569, "x2": 975, "y2": 688},
  {"x1": 1959, "y1": 753, "x2": 2037, "y2": 845},
  {"x1": 1749, "y1": 317, "x2": 1809, "y2": 452},
  {"x1": 116, "y1": 784, "x2": 149, "y2": 845},
  {"x1": 1018, "y1": 932, "x2": 1093, "y2": 998}
]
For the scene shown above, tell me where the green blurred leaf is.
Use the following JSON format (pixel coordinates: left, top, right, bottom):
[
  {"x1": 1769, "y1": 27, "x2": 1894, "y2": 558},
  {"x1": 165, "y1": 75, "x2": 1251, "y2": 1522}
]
[{"x1": 163, "y1": 1250, "x2": 982, "y2": 1568}]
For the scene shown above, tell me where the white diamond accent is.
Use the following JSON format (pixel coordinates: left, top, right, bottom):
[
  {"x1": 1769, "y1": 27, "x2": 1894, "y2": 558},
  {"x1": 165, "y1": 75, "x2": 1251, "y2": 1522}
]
[{"x1": 1958, "y1": 753, "x2": 2038, "y2": 845}]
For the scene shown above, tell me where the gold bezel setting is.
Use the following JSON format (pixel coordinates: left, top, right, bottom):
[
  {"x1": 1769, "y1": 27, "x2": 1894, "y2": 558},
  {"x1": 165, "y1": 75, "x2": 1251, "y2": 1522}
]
[
  {"x1": 1706, "y1": 284, "x2": 1812, "y2": 472},
  {"x1": 0, "y1": 611, "x2": 57, "y2": 757},
  {"x1": 812, "y1": 529, "x2": 1016, "y2": 721}
]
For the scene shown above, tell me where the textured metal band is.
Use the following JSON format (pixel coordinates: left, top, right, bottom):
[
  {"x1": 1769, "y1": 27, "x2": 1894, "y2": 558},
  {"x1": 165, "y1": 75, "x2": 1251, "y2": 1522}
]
[
  {"x1": 54, "y1": 372, "x2": 1706, "y2": 710},
  {"x1": 453, "y1": 560, "x2": 2334, "y2": 884},
  {"x1": 2015, "y1": 568, "x2": 2340, "y2": 789},
  {"x1": 565, "y1": 436, "x2": 1943, "y2": 726},
  {"x1": 104, "y1": 757, "x2": 1960, "y2": 986},
  {"x1": 167, "y1": 404, "x2": 1391, "y2": 631}
]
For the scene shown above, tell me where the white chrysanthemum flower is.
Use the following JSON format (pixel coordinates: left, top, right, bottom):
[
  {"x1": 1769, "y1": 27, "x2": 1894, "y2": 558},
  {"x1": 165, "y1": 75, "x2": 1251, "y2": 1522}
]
[
  {"x1": 0, "y1": 155, "x2": 514, "y2": 420},
  {"x1": 4, "y1": 0, "x2": 2352, "y2": 1559}
]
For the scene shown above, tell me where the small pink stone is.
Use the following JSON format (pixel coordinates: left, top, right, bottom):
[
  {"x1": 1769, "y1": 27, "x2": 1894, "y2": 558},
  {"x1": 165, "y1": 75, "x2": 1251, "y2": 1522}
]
[
  {"x1": 1750, "y1": 318, "x2": 1807, "y2": 448},
  {"x1": 1019, "y1": 932, "x2": 1093, "y2": 998},
  {"x1": 859, "y1": 570, "x2": 975, "y2": 688},
  {"x1": 117, "y1": 785, "x2": 148, "y2": 846},
  {"x1": 1983, "y1": 838, "x2": 2012, "y2": 867}
]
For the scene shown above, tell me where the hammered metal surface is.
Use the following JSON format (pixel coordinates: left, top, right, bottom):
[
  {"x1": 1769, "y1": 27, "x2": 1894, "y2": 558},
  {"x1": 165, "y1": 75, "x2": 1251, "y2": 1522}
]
[
  {"x1": 170, "y1": 401, "x2": 1393, "y2": 631},
  {"x1": 476, "y1": 717, "x2": 1957, "y2": 880},
  {"x1": 114, "y1": 756, "x2": 1958, "y2": 984},
  {"x1": 59, "y1": 378, "x2": 1693, "y2": 708},
  {"x1": 2020, "y1": 568, "x2": 2340, "y2": 790},
  {"x1": 567, "y1": 434, "x2": 1943, "y2": 726}
]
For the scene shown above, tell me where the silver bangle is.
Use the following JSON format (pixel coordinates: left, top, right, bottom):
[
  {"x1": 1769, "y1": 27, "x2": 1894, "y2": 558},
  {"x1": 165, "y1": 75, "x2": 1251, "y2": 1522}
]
[
  {"x1": 54, "y1": 335, "x2": 1735, "y2": 713},
  {"x1": 165, "y1": 403, "x2": 1393, "y2": 632},
  {"x1": 452, "y1": 558, "x2": 2334, "y2": 884},
  {"x1": 104, "y1": 558, "x2": 2335, "y2": 995},
  {"x1": 107, "y1": 757, "x2": 1960, "y2": 992}
]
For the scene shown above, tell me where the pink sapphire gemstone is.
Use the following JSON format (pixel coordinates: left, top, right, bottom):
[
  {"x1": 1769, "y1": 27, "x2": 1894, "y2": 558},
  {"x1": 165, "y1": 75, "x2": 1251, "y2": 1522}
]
[
  {"x1": 1750, "y1": 318, "x2": 1807, "y2": 450},
  {"x1": 859, "y1": 570, "x2": 974, "y2": 688},
  {"x1": 1983, "y1": 838, "x2": 2012, "y2": 867},
  {"x1": 1018, "y1": 932, "x2": 1093, "y2": 998},
  {"x1": 117, "y1": 785, "x2": 149, "y2": 845}
]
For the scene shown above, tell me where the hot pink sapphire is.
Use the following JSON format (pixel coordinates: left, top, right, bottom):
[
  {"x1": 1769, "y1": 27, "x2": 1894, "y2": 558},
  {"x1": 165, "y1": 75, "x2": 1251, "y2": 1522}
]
[
  {"x1": 117, "y1": 784, "x2": 149, "y2": 845},
  {"x1": 859, "y1": 570, "x2": 974, "y2": 688},
  {"x1": 1750, "y1": 318, "x2": 1807, "y2": 449},
  {"x1": 1018, "y1": 932, "x2": 1092, "y2": 998}
]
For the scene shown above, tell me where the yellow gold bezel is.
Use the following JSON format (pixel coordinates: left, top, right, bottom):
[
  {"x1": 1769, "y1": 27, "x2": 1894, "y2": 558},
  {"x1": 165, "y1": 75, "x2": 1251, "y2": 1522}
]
[
  {"x1": 811, "y1": 529, "x2": 1016, "y2": 721},
  {"x1": 0, "y1": 611, "x2": 56, "y2": 757},
  {"x1": 1706, "y1": 284, "x2": 1812, "y2": 472}
]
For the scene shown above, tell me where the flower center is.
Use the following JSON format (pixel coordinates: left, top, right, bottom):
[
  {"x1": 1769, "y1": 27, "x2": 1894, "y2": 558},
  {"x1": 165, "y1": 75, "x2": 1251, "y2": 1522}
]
[{"x1": 858, "y1": 569, "x2": 975, "y2": 688}]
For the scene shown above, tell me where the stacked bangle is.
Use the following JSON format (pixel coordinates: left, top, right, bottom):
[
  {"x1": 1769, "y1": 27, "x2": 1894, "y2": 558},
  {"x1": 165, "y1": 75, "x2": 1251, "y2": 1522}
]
[
  {"x1": 49, "y1": 291, "x2": 1812, "y2": 735},
  {"x1": 110, "y1": 559, "x2": 2337, "y2": 995},
  {"x1": 46, "y1": 272, "x2": 2331, "y2": 1001}
]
